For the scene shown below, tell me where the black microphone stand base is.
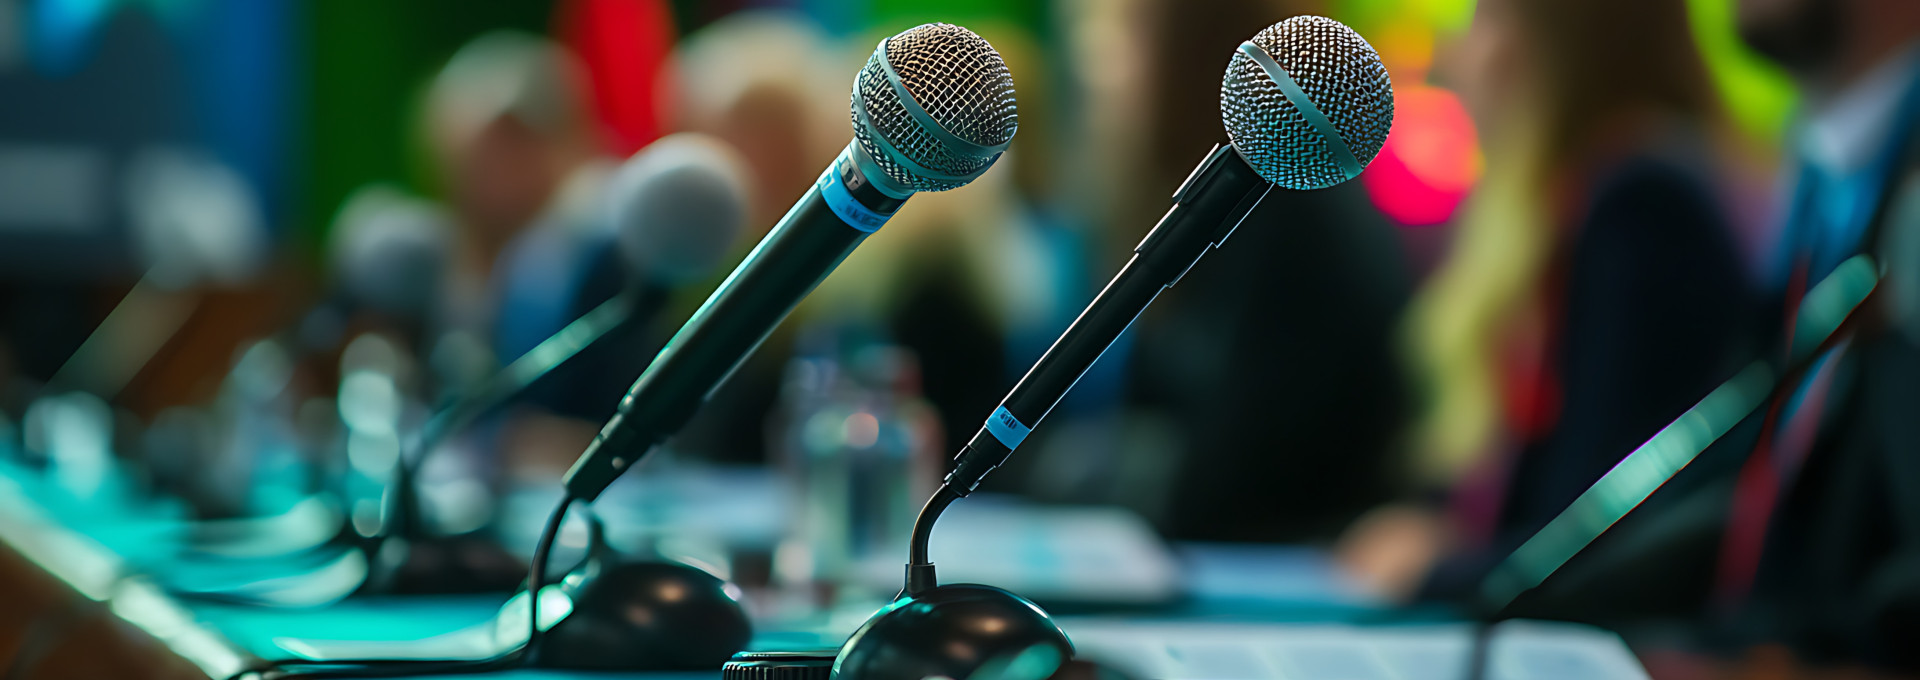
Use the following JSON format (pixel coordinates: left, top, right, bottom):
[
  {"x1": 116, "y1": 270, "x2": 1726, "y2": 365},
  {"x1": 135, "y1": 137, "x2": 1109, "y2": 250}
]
[
  {"x1": 833, "y1": 584, "x2": 1071, "y2": 680},
  {"x1": 539, "y1": 560, "x2": 752, "y2": 671}
]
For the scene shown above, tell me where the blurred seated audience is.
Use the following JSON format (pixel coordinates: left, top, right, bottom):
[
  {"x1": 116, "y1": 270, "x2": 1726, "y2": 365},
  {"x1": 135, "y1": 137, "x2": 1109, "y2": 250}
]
[{"x1": 1341, "y1": 0, "x2": 1754, "y2": 616}]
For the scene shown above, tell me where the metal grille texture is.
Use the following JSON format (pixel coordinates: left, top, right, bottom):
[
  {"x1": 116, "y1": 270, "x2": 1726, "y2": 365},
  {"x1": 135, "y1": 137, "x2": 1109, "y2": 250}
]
[
  {"x1": 1221, "y1": 16, "x2": 1393, "y2": 190},
  {"x1": 851, "y1": 23, "x2": 1018, "y2": 192}
]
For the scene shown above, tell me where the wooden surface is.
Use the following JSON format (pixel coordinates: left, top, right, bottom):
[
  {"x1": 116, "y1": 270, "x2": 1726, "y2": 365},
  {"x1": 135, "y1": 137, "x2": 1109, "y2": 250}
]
[{"x1": 0, "y1": 540, "x2": 209, "y2": 680}]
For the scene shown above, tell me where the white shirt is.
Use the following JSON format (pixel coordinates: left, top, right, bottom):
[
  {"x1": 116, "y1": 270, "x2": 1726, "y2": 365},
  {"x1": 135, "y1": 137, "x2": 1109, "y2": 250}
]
[
  {"x1": 1780, "y1": 42, "x2": 1920, "y2": 284},
  {"x1": 1802, "y1": 42, "x2": 1920, "y2": 177}
]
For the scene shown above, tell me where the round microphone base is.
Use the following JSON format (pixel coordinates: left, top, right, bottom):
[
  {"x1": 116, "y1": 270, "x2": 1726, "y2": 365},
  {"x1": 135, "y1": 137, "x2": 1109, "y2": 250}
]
[
  {"x1": 540, "y1": 559, "x2": 753, "y2": 670},
  {"x1": 835, "y1": 584, "x2": 1072, "y2": 680}
]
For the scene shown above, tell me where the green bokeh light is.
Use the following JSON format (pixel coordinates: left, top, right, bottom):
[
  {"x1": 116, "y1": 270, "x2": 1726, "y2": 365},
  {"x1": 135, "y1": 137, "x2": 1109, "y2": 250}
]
[
  {"x1": 1333, "y1": 0, "x2": 1797, "y2": 145},
  {"x1": 1686, "y1": 0, "x2": 1799, "y2": 144}
]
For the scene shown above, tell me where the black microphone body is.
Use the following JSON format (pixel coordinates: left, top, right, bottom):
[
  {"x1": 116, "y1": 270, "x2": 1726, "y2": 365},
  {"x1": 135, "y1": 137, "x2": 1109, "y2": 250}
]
[
  {"x1": 564, "y1": 150, "x2": 904, "y2": 500},
  {"x1": 945, "y1": 144, "x2": 1269, "y2": 494}
]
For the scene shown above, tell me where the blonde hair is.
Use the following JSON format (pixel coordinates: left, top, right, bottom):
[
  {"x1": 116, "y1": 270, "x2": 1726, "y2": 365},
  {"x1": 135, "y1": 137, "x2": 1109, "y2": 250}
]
[
  {"x1": 1405, "y1": 108, "x2": 1551, "y2": 481},
  {"x1": 425, "y1": 31, "x2": 593, "y2": 150},
  {"x1": 1405, "y1": 0, "x2": 1718, "y2": 483}
]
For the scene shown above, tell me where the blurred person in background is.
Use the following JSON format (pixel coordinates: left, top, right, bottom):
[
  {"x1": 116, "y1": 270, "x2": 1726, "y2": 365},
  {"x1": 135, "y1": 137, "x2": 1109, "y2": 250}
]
[
  {"x1": 426, "y1": 28, "x2": 606, "y2": 351},
  {"x1": 667, "y1": 11, "x2": 850, "y2": 231},
  {"x1": 1339, "y1": 0, "x2": 1753, "y2": 613},
  {"x1": 1711, "y1": 0, "x2": 1920, "y2": 667},
  {"x1": 418, "y1": 2, "x2": 696, "y2": 484},
  {"x1": 418, "y1": 31, "x2": 623, "y2": 478}
]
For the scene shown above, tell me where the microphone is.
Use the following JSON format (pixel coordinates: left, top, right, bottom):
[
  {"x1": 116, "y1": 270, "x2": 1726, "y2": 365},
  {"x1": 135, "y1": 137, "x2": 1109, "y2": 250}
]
[
  {"x1": 292, "y1": 186, "x2": 455, "y2": 358},
  {"x1": 606, "y1": 133, "x2": 755, "y2": 287},
  {"x1": 941, "y1": 15, "x2": 1394, "y2": 504},
  {"x1": 243, "y1": 25, "x2": 1019, "y2": 680},
  {"x1": 169, "y1": 135, "x2": 754, "y2": 602},
  {"x1": 328, "y1": 187, "x2": 454, "y2": 323},
  {"x1": 365, "y1": 133, "x2": 755, "y2": 550},
  {"x1": 829, "y1": 17, "x2": 1392, "y2": 680},
  {"x1": 414, "y1": 132, "x2": 754, "y2": 458},
  {"x1": 561, "y1": 22, "x2": 1020, "y2": 502}
]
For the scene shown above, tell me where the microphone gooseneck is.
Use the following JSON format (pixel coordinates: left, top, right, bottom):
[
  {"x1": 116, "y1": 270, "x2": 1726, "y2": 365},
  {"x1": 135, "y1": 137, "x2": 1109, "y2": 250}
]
[{"x1": 904, "y1": 483, "x2": 959, "y2": 596}]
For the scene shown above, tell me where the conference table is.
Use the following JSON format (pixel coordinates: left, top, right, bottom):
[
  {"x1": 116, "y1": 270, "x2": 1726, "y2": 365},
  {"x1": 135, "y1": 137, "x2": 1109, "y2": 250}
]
[{"x1": 0, "y1": 462, "x2": 1650, "y2": 680}]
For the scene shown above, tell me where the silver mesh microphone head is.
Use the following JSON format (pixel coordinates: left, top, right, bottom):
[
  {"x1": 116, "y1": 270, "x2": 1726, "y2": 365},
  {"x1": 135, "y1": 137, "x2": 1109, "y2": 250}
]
[
  {"x1": 1221, "y1": 16, "x2": 1394, "y2": 190},
  {"x1": 850, "y1": 23, "x2": 1018, "y2": 192}
]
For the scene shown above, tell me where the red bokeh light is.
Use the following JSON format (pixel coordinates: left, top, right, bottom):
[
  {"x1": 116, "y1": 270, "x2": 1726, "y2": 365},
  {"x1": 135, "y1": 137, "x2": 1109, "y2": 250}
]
[
  {"x1": 557, "y1": 0, "x2": 677, "y2": 157},
  {"x1": 1362, "y1": 84, "x2": 1481, "y2": 227}
]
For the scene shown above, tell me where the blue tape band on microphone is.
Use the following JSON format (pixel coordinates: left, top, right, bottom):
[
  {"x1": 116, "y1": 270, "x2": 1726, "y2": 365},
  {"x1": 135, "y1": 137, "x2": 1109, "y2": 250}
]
[
  {"x1": 984, "y1": 405, "x2": 1031, "y2": 450},
  {"x1": 817, "y1": 163, "x2": 891, "y2": 233},
  {"x1": 1238, "y1": 41, "x2": 1363, "y2": 181}
]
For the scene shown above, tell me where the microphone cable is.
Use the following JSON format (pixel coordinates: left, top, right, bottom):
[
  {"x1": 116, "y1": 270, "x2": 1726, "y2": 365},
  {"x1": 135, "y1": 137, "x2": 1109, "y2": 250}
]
[{"x1": 225, "y1": 496, "x2": 576, "y2": 680}]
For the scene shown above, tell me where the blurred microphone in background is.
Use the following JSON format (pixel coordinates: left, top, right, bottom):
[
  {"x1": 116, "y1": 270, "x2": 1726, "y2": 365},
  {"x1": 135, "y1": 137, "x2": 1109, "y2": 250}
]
[
  {"x1": 484, "y1": 132, "x2": 755, "y2": 484},
  {"x1": 369, "y1": 128, "x2": 752, "y2": 539},
  {"x1": 412, "y1": 31, "x2": 757, "y2": 493},
  {"x1": 313, "y1": 186, "x2": 455, "y2": 357},
  {"x1": 156, "y1": 131, "x2": 753, "y2": 602},
  {"x1": 398, "y1": 129, "x2": 751, "y2": 549},
  {"x1": 139, "y1": 186, "x2": 451, "y2": 521},
  {"x1": 415, "y1": 30, "x2": 620, "y2": 481}
]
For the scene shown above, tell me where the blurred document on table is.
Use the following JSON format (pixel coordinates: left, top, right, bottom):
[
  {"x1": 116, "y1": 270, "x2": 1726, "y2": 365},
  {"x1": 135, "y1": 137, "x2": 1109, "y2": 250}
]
[{"x1": 1065, "y1": 620, "x2": 1647, "y2": 680}]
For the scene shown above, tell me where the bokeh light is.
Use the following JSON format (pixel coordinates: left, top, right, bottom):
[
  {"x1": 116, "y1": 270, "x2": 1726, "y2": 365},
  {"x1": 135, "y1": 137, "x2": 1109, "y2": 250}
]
[
  {"x1": 1362, "y1": 84, "x2": 1481, "y2": 228},
  {"x1": 1686, "y1": 0, "x2": 1797, "y2": 145}
]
